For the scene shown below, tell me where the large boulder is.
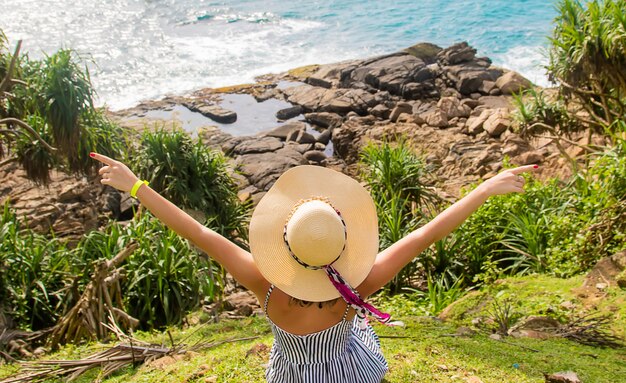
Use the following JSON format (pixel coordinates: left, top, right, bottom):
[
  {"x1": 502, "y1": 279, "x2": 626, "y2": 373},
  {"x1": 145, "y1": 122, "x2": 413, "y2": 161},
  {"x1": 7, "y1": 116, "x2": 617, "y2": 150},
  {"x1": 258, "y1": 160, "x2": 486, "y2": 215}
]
[
  {"x1": 282, "y1": 85, "x2": 328, "y2": 111},
  {"x1": 389, "y1": 102, "x2": 414, "y2": 122},
  {"x1": 369, "y1": 104, "x2": 391, "y2": 119},
  {"x1": 437, "y1": 97, "x2": 471, "y2": 119},
  {"x1": 303, "y1": 151, "x2": 327, "y2": 163},
  {"x1": 307, "y1": 61, "x2": 358, "y2": 88},
  {"x1": 283, "y1": 85, "x2": 375, "y2": 115},
  {"x1": 544, "y1": 372, "x2": 581, "y2": 383},
  {"x1": 466, "y1": 109, "x2": 492, "y2": 135},
  {"x1": 482, "y1": 108, "x2": 511, "y2": 137},
  {"x1": 437, "y1": 41, "x2": 477, "y2": 65},
  {"x1": 235, "y1": 147, "x2": 307, "y2": 191},
  {"x1": 424, "y1": 109, "x2": 449, "y2": 128},
  {"x1": 262, "y1": 121, "x2": 307, "y2": 140},
  {"x1": 275, "y1": 105, "x2": 303, "y2": 120},
  {"x1": 304, "y1": 112, "x2": 343, "y2": 129},
  {"x1": 583, "y1": 251, "x2": 626, "y2": 289},
  {"x1": 404, "y1": 42, "x2": 442, "y2": 64},
  {"x1": 438, "y1": 42, "x2": 503, "y2": 95},
  {"x1": 344, "y1": 53, "x2": 437, "y2": 98},
  {"x1": 230, "y1": 136, "x2": 284, "y2": 155},
  {"x1": 188, "y1": 104, "x2": 237, "y2": 124},
  {"x1": 445, "y1": 64, "x2": 503, "y2": 95},
  {"x1": 495, "y1": 71, "x2": 532, "y2": 95}
]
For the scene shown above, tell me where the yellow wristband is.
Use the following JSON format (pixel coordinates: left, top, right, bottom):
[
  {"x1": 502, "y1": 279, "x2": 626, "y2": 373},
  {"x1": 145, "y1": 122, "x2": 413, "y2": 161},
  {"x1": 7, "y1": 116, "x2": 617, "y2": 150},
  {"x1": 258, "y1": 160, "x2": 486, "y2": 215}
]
[{"x1": 130, "y1": 180, "x2": 149, "y2": 198}]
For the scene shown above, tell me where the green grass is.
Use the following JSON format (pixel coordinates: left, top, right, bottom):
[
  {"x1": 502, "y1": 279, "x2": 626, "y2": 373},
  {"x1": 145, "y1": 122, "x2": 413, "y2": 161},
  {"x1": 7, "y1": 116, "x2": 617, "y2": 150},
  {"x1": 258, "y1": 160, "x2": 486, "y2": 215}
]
[
  {"x1": 376, "y1": 318, "x2": 625, "y2": 383},
  {"x1": 2, "y1": 275, "x2": 624, "y2": 383}
]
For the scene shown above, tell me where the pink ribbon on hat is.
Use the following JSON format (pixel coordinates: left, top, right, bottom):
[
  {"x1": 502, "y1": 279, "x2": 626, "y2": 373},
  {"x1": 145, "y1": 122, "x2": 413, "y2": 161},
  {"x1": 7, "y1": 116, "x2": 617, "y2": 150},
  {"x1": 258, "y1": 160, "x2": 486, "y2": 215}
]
[{"x1": 323, "y1": 264, "x2": 391, "y2": 324}]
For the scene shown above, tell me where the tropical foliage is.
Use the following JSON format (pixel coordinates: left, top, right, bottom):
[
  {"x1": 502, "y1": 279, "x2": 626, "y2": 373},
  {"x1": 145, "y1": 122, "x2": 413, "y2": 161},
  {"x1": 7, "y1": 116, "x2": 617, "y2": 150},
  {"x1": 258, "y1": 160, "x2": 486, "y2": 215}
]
[
  {"x1": 134, "y1": 128, "x2": 250, "y2": 247},
  {"x1": 548, "y1": 0, "x2": 626, "y2": 133},
  {"x1": 0, "y1": 32, "x2": 124, "y2": 183},
  {"x1": 359, "y1": 134, "x2": 625, "y2": 300},
  {"x1": 359, "y1": 139, "x2": 438, "y2": 293},
  {"x1": 0, "y1": 204, "x2": 224, "y2": 332}
]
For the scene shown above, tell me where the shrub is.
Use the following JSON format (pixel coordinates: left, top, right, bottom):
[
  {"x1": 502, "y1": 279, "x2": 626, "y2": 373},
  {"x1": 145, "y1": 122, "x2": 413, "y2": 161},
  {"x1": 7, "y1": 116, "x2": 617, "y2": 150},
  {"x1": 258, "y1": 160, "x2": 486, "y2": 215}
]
[
  {"x1": 134, "y1": 128, "x2": 250, "y2": 247},
  {"x1": 359, "y1": 139, "x2": 438, "y2": 293},
  {"x1": 457, "y1": 145, "x2": 626, "y2": 281},
  {"x1": 0, "y1": 203, "x2": 225, "y2": 331},
  {"x1": 91, "y1": 214, "x2": 223, "y2": 329},
  {"x1": 512, "y1": 88, "x2": 576, "y2": 136},
  {"x1": 0, "y1": 203, "x2": 75, "y2": 330}
]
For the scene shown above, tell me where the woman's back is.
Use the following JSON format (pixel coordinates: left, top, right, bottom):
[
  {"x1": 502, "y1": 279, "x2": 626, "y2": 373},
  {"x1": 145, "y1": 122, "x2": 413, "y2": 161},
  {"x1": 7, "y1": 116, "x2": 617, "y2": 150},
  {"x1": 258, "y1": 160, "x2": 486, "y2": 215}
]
[{"x1": 264, "y1": 285, "x2": 388, "y2": 383}]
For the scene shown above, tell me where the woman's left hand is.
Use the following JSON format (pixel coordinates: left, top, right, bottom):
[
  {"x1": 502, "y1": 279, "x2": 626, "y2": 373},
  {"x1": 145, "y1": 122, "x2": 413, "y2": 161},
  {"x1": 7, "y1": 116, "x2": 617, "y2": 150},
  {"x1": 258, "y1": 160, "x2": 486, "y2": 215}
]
[{"x1": 478, "y1": 165, "x2": 539, "y2": 197}]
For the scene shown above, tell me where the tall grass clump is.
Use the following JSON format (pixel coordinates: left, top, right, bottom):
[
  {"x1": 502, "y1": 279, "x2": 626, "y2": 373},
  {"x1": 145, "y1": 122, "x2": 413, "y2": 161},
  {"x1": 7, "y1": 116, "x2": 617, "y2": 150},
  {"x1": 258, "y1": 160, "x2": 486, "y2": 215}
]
[
  {"x1": 0, "y1": 203, "x2": 76, "y2": 330},
  {"x1": 359, "y1": 139, "x2": 438, "y2": 293},
  {"x1": 134, "y1": 128, "x2": 250, "y2": 248}
]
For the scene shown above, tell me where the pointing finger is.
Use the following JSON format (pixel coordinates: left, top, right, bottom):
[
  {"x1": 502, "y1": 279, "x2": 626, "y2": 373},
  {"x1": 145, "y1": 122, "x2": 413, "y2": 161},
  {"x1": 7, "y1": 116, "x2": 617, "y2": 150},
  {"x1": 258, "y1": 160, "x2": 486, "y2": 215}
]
[
  {"x1": 90, "y1": 152, "x2": 117, "y2": 166},
  {"x1": 510, "y1": 165, "x2": 539, "y2": 175}
]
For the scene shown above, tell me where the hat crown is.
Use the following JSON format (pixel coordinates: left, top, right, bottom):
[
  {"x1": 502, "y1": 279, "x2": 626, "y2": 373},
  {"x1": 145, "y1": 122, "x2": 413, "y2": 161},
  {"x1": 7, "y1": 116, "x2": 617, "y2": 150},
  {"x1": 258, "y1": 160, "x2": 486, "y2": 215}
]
[{"x1": 285, "y1": 200, "x2": 346, "y2": 267}]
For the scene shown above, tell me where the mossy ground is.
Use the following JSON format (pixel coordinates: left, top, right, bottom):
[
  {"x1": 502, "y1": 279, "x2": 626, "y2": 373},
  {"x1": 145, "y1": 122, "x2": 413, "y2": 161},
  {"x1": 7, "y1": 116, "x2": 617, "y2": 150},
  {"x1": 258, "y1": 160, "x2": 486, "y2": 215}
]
[{"x1": 1, "y1": 275, "x2": 624, "y2": 383}]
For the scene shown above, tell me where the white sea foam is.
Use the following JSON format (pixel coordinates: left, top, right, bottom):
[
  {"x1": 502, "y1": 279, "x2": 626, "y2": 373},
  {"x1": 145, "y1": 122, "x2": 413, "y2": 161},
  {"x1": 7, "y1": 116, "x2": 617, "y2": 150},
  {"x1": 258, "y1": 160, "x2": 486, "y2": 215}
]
[{"x1": 492, "y1": 45, "x2": 552, "y2": 87}]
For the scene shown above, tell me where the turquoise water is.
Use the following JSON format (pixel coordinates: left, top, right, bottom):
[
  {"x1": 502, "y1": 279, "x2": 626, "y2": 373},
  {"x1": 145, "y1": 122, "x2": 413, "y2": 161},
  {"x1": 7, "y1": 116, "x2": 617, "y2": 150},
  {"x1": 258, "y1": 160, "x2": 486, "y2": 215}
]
[{"x1": 1, "y1": 0, "x2": 557, "y2": 110}]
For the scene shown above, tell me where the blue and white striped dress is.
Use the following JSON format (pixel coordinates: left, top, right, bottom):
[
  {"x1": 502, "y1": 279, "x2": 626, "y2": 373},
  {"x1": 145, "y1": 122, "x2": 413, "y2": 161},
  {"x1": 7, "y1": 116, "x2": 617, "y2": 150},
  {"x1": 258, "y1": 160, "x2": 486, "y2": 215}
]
[{"x1": 264, "y1": 285, "x2": 388, "y2": 383}]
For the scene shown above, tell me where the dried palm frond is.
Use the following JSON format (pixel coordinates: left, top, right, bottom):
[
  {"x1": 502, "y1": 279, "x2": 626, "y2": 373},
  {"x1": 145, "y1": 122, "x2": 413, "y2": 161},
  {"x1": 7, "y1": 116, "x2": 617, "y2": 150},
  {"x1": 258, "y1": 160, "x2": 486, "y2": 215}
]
[
  {"x1": 47, "y1": 243, "x2": 139, "y2": 349},
  {"x1": 0, "y1": 328, "x2": 50, "y2": 362},
  {"x1": 556, "y1": 313, "x2": 624, "y2": 349},
  {"x1": 0, "y1": 326, "x2": 261, "y2": 383}
]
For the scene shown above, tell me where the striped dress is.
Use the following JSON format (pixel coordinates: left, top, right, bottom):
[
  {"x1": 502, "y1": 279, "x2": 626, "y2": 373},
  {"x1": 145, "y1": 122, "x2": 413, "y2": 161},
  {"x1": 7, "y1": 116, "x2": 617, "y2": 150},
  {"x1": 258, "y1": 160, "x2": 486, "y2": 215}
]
[{"x1": 264, "y1": 285, "x2": 388, "y2": 383}]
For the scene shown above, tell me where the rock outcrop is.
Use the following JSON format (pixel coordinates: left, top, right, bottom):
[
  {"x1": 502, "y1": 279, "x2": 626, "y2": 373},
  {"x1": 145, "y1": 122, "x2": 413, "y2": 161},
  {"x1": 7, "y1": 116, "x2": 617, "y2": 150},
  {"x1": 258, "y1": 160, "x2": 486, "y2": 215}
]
[
  {"x1": 0, "y1": 162, "x2": 122, "y2": 240},
  {"x1": 2, "y1": 41, "x2": 564, "y2": 235}
]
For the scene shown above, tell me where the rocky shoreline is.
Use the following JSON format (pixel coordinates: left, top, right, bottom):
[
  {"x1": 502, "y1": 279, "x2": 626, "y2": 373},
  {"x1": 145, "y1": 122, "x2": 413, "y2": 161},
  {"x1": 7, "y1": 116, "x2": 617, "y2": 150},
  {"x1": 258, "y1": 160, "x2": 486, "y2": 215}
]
[{"x1": 1, "y1": 41, "x2": 577, "y2": 238}]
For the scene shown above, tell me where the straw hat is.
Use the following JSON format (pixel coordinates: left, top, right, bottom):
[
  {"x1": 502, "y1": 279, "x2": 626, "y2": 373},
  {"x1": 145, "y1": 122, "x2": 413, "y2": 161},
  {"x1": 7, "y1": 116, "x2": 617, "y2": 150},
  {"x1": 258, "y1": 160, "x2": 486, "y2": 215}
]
[{"x1": 249, "y1": 165, "x2": 378, "y2": 302}]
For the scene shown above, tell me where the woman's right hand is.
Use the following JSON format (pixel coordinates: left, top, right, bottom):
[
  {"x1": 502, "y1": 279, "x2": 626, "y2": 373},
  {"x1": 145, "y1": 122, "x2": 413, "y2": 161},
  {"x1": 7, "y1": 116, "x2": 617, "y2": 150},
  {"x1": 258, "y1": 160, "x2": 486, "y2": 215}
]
[{"x1": 90, "y1": 152, "x2": 140, "y2": 193}]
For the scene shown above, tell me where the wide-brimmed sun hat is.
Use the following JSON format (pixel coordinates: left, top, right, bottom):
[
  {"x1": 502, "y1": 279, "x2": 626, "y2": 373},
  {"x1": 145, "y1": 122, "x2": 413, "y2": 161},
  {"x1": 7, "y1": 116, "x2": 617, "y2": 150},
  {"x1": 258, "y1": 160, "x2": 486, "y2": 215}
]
[{"x1": 250, "y1": 165, "x2": 391, "y2": 324}]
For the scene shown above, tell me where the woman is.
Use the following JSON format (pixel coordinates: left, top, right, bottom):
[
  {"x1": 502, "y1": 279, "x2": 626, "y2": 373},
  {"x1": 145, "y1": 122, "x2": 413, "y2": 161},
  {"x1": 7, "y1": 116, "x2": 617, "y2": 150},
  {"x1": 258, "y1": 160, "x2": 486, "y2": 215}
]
[{"x1": 90, "y1": 151, "x2": 537, "y2": 382}]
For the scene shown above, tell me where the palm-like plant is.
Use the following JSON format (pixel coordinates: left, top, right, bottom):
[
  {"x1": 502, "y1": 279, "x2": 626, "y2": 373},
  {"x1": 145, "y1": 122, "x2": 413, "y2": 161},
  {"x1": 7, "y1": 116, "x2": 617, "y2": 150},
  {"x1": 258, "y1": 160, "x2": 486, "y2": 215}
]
[
  {"x1": 1, "y1": 32, "x2": 123, "y2": 184},
  {"x1": 548, "y1": 0, "x2": 626, "y2": 132},
  {"x1": 118, "y1": 214, "x2": 222, "y2": 329}
]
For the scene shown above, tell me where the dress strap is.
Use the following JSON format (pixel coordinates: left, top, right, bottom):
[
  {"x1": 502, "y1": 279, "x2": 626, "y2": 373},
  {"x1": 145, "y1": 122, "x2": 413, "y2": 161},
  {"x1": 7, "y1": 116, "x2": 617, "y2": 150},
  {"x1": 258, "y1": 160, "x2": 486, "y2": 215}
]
[
  {"x1": 264, "y1": 284, "x2": 274, "y2": 314},
  {"x1": 341, "y1": 301, "x2": 351, "y2": 321}
]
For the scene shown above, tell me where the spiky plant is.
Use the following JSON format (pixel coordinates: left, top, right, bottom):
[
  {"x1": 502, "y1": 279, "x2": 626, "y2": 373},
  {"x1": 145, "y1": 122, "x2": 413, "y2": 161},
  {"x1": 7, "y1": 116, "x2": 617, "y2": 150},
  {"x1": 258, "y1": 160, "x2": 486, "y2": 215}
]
[
  {"x1": 134, "y1": 128, "x2": 250, "y2": 247},
  {"x1": 32, "y1": 49, "x2": 94, "y2": 160},
  {"x1": 548, "y1": 0, "x2": 626, "y2": 132},
  {"x1": 359, "y1": 139, "x2": 439, "y2": 293},
  {"x1": 1, "y1": 32, "x2": 123, "y2": 184}
]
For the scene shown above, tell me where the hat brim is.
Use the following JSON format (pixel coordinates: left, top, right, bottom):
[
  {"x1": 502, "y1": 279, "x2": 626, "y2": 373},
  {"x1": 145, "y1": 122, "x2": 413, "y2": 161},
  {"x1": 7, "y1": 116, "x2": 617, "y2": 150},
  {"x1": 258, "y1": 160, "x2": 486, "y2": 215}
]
[{"x1": 249, "y1": 165, "x2": 378, "y2": 302}]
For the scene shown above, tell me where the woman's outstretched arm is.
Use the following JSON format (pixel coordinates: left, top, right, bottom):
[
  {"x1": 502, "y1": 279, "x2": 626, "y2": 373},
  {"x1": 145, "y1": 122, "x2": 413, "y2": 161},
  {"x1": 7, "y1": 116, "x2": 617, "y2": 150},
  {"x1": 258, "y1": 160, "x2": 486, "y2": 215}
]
[
  {"x1": 358, "y1": 165, "x2": 539, "y2": 297},
  {"x1": 90, "y1": 153, "x2": 268, "y2": 297}
]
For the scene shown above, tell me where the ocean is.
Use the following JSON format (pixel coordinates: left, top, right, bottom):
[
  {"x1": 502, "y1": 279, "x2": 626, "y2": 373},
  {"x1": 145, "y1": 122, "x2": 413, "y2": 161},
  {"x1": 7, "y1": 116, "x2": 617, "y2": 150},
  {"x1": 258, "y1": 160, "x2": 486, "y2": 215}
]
[{"x1": 1, "y1": 0, "x2": 557, "y2": 110}]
